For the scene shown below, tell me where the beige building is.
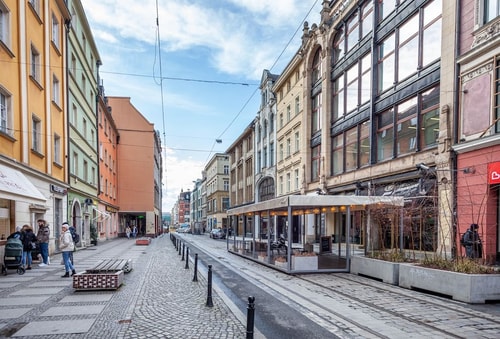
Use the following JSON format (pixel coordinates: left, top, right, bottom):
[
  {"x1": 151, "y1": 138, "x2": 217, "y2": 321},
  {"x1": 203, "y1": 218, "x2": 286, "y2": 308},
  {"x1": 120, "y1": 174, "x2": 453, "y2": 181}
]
[{"x1": 205, "y1": 154, "x2": 230, "y2": 231}]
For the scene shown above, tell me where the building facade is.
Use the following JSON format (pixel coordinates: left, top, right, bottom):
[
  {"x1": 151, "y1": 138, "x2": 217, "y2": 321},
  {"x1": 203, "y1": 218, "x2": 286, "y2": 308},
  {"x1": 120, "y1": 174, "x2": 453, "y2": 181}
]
[
  {"x1": 66, "y1": 0, "x2": 101, "y2": 247},
  {"x1": 177, "y1": 189, "x2": 190, "y2": 225},
  {"x1": 0, "y1": 0, "x2": 71, "y2": 254},
  {"x1": 106, "y1": 96, "x2": 162, "y2": 237},
  {"x1": 96, "y1": 88, "x2": 119, "y2": 240},
  {"x1": 205, "y1": 154, "x2": 230, "y2": 231}
]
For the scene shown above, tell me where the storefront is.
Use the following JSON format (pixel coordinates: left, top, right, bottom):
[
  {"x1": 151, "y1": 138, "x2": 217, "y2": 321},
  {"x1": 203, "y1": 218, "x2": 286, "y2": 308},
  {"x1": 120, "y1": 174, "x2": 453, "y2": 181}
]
[{"x1": 227, "y1": 195, "x2": 404, "y2": 273}]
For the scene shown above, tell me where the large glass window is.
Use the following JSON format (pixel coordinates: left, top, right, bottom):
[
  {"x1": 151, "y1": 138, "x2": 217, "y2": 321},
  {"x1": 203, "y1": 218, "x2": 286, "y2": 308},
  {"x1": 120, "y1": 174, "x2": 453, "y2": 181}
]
[
  {"x1": 377, "y1": 109, "x2": 394, "y2": 161},
  {"x1": 420, "y1": 86, "x2": 440, "y2": 147},
  {"x1": 332, "y1": 135, "x2": 344, "y2": 175},
  {"x1": 422, "y1": 0, "x2": 442, "y2": 67},
  {"x1": 361, "y1": 2, "x2": 374, "y2": 38},
  {"x1": 359, "y1": 121, "x2": 370, "y2": 167},
  {"x1": 346, "y1": 11, "x2": 359, "y2": 53},
  {"x1": 312, "y1": 49, "x2": 322, "y2": 85},
  {"x1": 312, "y1": 93, "x2": 322, "y2": 133},
  {"x1": 345, "y1": 127, "x2": 358, "y2": 171},
  {"x1": 0, "y1": 2, "x2": 10, "y2": 47},
  {"x1": 0, "y1": 91, "x2": 11, "y2": 136},
  {"x1": 333, "y1": 29, "x2": 345, "y2": 63},
  {"x1": 333, "y1": 74, "x2": 345, "y2": 120},
  {"x1": 396, "y1": 98, "x2": 418, "y2": 155},
  {"x1": 311, "y1": 145, "x2": 321, "y2": 181},
  {"x1": 378, "y1": 0, "x2": 397, "y2": 22},
  {"x1": 378, "y1": 33, "x2": 395, "y2": 92},
  {"x1": 398, "y1": 15, "x2": 419, "y2": 81}
]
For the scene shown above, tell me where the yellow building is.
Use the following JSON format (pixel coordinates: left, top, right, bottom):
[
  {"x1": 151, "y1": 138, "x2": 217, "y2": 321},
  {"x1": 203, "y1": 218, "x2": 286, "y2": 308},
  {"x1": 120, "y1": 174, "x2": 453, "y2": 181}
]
[{"x1": 0, "y1": 1, "x2": 71, "y2": 250}]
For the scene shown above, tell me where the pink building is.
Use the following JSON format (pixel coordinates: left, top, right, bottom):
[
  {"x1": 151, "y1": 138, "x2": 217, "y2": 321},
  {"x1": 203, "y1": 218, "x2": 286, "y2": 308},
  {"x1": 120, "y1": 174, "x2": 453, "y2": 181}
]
[{"x1": 106, "y1": 97, "x2": 162, "y2": 237}]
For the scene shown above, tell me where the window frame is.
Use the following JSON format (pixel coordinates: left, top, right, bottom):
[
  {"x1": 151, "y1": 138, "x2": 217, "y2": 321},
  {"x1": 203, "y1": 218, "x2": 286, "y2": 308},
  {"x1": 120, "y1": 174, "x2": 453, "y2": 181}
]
[
  {"x1": 0, "y1": 89, "x2": 12, "y2": 136},
  {"x1": 31, "y1": 114, "x2": 42, "y2": 153}
]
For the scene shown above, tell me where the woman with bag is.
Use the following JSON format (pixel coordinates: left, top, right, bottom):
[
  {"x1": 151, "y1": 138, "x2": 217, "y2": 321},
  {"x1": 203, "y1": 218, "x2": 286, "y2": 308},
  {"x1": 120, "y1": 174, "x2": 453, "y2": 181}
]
[
  {"x1": 21, "y1": 224, "x2": 37, "y2": 270},
  {"x1": 60, "y1": 222, "x2": 76, "y2": 278}
]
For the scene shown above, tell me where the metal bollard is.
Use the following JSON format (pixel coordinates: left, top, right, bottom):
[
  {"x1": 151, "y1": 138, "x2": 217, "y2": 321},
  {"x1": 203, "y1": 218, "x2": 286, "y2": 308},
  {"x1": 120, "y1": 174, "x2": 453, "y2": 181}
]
[
  {"x1": 192, "y1": 254, "x2": 198, "y2": 282},
  {"x1": 246, "y1": 296, "x2": 255, "y2": 339},
  {"x1": 185, "y1": 247, "x2": 189, "y2": 269},
  {"x1": 206, "y1": 265, "x2": 213, "y2": 307},
  {"x1": 181, "y1": 243, "x2": 185, "y2": 261},
  {"x1": 178, "y1": 241, "x2": 182, "y2": 255}
]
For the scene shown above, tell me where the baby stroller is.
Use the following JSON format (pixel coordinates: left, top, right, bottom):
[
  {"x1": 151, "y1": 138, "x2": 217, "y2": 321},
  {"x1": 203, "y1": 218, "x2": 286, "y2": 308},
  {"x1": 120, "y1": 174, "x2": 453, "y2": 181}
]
[{"x1": 2, "y1": 237, "x2": 25, "y2": 275}]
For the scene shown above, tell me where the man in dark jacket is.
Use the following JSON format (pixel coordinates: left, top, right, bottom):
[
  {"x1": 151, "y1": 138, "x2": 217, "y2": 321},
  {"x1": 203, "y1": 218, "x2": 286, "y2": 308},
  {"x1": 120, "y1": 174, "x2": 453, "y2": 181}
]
[
  {"x1": 37, "y1": 219, "x2": 50, "y2": 267},
  {"x1": 463, "y1": 223, "x2": 482, "y2": 259}
]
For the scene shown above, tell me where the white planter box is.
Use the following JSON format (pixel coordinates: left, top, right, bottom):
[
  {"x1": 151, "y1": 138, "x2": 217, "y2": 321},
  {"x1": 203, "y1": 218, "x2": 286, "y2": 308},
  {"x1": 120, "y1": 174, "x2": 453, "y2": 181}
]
[
  {"x1": 274, "y1": 260, "x2": 288, "y2": 269},
  {"x1": 292, "y1": 256, "x2": 318, "y2": 271},
  {"x1": 399, "y1": 264, "x2": 500, "y2": 304},
  {"x1": 258, "y1": 255, "x2": 267, "y2": 262},
  {"x1": 350, "y1": 256, "x2": 400, "y2": 285}
]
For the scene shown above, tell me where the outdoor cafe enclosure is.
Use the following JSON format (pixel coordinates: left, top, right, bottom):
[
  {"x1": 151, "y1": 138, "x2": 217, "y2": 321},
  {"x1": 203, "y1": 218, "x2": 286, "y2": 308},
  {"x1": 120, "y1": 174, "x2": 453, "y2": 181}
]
[{"x1": 226, "y1": 195, "x2": 404, "y2": 273}]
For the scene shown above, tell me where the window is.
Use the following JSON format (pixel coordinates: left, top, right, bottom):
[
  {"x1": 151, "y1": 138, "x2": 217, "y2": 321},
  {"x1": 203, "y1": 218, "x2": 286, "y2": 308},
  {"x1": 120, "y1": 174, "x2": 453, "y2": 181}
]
[
  {"x1": 311, "y1": 145, "x2": 321, "y2": 181},
  {"x1": 82, "y1": 75, "x2": 86, "y2": 96},
  {"x1": 223, "y1": 165, "x2": 229, "y2": 175},
  {"x1": 378, "y1": 33, "x2": 395, "y2": 92},
  {"x1": 294, "y1": 169, "x2": 300, "y2": 190},
  {"x1": 82, "y1": 118, "x2": 87, "y2": 139},
  {"x1": 71, "y1": 54, "x2": 76, "y2": 76},
  {"x1": 72, "y1": 104, "x2": 77, "y2": 124},
  {"x1": 295, "y1": 97, "x2": 300, "y2": 115},
  {"x1": 496, "y1": 58, "x2": 500, "y2": 133},
  {"x1": 257, "y1": 150, "x2": 261, "y2": 170},
  {"x1": 396, "y1": 97, "x2": 418, "y2": 155},
  {"x1": 83, "y1": 160, "x2": 88, "y2": 182},
  {"x1": 345, "y1": 127, "x2": 359, "y2": 171},
  {"x1": 311, "y1": 93, "x2": 322, "y2": 133},
  {"x1": 378, "y1": 0, "x2": 397, "y2": 23},
  {"x1": 333, "y1": 29, "x2": 345, "y2": 63},
  {"x1": 398, "y1": 15, "x2": 419, "y2": 81},
  {"x1": 287, "y1": 105, "x2": 291, "y2": 122},
  {"x1": 54, "y1": 134, "x2": 61, "y2": 164},
  {"x1": 270, "y1": 142, "x2": 274, "y2": 166},
  {"x1": 29, "y1": 0, "x2": 40, "y2": 15},
  {"x1": 361, "y1": 2, "x2": 374, "y2": 38},
  {"x1": 279, "y1": 143, "x2": 283, "y2": 162},
  {"x1": 279, "y1": 176, "x2": 283, "y2": 195},
  {"x1": 420, "y1": 86, "x2": 440, "y2": 147},
  {"x1": 0, "y1": 2, "x2": 11, "y2": 47},
  {"x1": 263, "y1": 120, "x2": 267, "y2": 137},
  {"x1": 91, "y1": 167, "x2": 95, "y2": 186},
  {"x1": 269, "y1": 113, "x2": 274, "y2": 132},
  {"x1": 279, "y1": 113, "x2": 283, "y2": 129},
  {"x1": 52, "y1": 75, "x2": 60, "y2": 105},
  {"x1": 263, "y1": 147, "x2": 267, "y2": 167},
  {"x1": 422, "y1": 0, "x2": 442, "y2": 67},
  {"x1": 312, "y1": 49, "x2": 322, "y2": 85},
  {"x1": 286, "y1": 138, "x2": 291, "y2": 157},
  {"x1": 52, "y1": 13, "x2": 60, "y2": 49},
  {"x1": 359, "y1": 121, "x2": 370, "y2": 167},
  {"x1": 295, "y1": 132, "x2": 300, "y2": 153},
  {"x1": 224, "y1": 180, "x2": 229, "y2": 191},
  {"x1": 483, "y1": 0, "x2": 500, "y2": 24},
  {"x1": 332, "y1": 135, "x2": 344, "y2": 175},
  {"x1": 377, "y1": 109, "x2": 394, "y2": 161},
  {"x1": 31, "y1": 45, "x2": 40, "y2": 82},
  {"x1": 32, "y1": 114, "x2": 41, "y2": 152},
  {"x1": 286, "y1": 173, "x2": 291, "y2": 193},
  {"x1": 73, "y1": 152, "x2": 78, "y2": 176},
  {"x1": 346, "y1": 10, "x2": 359, "y2": 52},
  {"x1": 0, "y1": 90, "x2": 12, "y2": 136}
]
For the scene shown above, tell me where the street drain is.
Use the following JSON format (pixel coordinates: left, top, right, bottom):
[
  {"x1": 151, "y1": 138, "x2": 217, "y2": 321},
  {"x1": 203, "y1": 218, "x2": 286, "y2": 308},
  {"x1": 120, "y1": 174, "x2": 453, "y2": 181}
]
[{"x1": 0, "y1": 322, "x2": 28, "y2": 337}]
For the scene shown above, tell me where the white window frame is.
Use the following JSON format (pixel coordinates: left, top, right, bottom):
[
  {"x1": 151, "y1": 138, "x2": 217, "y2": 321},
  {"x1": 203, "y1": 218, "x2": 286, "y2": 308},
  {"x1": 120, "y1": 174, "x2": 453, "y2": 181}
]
[
  {"x1": 52, "y1": 13, "x2": 60, "y2": 49},
  {"x1": 0, "y1": 89, "x2": 12, "y2": 136},
  {"x1": 54, "y1": 133, "x2": 61, "y2": 164},
  {"x1": 30, "y1": 44, "x2": 40, "y2": 82},
  {"x1": 32, "y1": 114, "x2": 41, "y2": 152},
  {"x1": 52, "y1": 74, "x2": 60, "y2": 105},
  {"x1": 0, "y1": 1, "x2": 11, "y2": 47}
]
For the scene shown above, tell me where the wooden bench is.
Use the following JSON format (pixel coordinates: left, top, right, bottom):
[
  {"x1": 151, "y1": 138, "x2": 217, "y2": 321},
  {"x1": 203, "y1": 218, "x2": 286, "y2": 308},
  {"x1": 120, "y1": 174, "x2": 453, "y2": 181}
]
[{"x1": 73, "y1": 259, "x2": 132, "y2": 291}]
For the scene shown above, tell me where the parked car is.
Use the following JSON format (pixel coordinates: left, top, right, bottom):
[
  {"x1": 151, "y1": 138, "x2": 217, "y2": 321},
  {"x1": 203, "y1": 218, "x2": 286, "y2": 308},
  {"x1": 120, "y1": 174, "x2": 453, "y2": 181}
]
[
  {"x1": 177, "y1": 224, "x2": 191, "y2": 233},
  {"x1": 210, "y1": 228, "x2": 226, "y2": 239}
]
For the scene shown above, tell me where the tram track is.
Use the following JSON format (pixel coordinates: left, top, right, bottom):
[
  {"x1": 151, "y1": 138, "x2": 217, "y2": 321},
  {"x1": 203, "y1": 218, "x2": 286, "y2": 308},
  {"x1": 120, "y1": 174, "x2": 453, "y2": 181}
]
[{"x1": 178, "y1": 234, "x2": 500, "y2": 338}]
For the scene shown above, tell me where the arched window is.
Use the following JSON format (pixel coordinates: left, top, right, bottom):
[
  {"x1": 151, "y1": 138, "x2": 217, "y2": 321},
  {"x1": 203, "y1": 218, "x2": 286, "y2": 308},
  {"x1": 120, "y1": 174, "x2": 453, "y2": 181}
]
[{"x1": 311, "y1": 49, "x2": 322, "y2": 85}]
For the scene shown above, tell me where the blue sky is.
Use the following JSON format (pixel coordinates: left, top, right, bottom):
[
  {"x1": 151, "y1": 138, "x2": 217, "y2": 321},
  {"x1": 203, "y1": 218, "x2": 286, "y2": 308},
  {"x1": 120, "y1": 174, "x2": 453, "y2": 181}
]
[{"x1": 82, "y1": 0, "x2": 323, "y2": 211}]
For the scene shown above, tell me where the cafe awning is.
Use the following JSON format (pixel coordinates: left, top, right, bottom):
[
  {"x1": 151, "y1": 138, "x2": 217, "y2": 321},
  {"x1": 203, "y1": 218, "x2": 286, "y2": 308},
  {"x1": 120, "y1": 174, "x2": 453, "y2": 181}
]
[
  {"x1": 227, "y1": 195, "x2": 404, "y2": 215},
  {"x1": 0, "y1": 164, "x2": 46, "y2": 204}
]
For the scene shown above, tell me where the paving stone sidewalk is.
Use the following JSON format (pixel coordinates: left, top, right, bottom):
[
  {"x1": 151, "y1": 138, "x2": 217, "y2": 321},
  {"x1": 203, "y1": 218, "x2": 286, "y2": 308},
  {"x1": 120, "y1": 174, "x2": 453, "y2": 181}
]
[{"x1": 0, "y1": 235, "x2": 247, "y2": 338}]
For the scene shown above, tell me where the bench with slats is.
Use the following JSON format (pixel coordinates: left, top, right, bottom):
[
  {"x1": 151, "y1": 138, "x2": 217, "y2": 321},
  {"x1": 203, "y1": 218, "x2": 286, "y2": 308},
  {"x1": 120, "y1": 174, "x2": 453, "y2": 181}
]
[{"x1": 73, "y1": 259, "x2": 132, "y2": 290}]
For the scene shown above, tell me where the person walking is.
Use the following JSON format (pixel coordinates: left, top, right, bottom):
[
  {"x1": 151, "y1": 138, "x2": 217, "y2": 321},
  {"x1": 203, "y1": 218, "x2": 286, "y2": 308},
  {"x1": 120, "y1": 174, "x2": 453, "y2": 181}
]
[
  {"x1": 37, "y1": 219, "x2": 50, "y2": 267},
  {"x1": 125, "y1": 226, "x2": 131, "y2": 239},
  {"x1": 21, "y1": 224, "x2": 37, "y2": 270},
  {"x1": 60, "y1": 222, "x2": 76, "y2": 278},
  {"x1": 132, "y1": 225, "x2": 138, "y2": 238},
  {"x1": 463, "y1": 223, "x2": 482, "y2": 259}
]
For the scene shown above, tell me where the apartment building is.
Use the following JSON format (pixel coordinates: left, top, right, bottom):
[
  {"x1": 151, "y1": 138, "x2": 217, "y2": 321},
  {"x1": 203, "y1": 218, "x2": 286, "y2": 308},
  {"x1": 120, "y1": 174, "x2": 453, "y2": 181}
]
[
  {"x1": 96, "y1": 89, "x2": 119, "y2": 240},
  {"x1": 0, "y1": 0, "x2": 71, "y2": 253},
  {"x1": 190, "y1": 176, "x2": 206, "y2": 233},
  {"x1": 66, "y1": 0, "x2": 101, "y2": 247},
  {"x1": 205, "y1": 154, "x2": 230, "y2": 231},
  {"x1": 106, "y1": 96, "x2": 162, "y2": 237}
]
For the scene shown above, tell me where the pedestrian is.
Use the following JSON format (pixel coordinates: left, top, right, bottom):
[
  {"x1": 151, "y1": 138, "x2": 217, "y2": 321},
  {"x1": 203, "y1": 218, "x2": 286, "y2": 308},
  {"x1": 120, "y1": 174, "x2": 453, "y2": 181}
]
[
  {"x1": 7, "y1": 225, "x2": 23, "y2": 240},
  {"x1": 462, "y1": 223, "x2": 482, "y2": 259},
  {"x1": 21, "y1": 224, "x2": 37, "y2": 270},
  {"x1": 37, "y1": 219, "x2": 50, "y2": 267},
  {"x1": 60, "y1": 222, "x2": 76, "y2": 278},
  {"x1": 125, "y1": 226, "x2": 131, "y2": 239},
  {"x1": 64, "y1": 222, "x2": 77, "y2": 265},
  {"x1": 132, "y1": 225, "x2": 138, "y2": 238}
]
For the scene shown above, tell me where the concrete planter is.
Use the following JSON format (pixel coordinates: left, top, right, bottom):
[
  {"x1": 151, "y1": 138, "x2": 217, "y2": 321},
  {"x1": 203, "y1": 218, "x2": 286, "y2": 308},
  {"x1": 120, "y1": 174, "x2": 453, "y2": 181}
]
[
  {"x1": 399, "y1": 264, "x2": 500, "y2": 304},
  {"x1": 274, "y1": 260, "x2": 288, "y2": 269},
  {"x1": 350, "y1": 256, "x2": 400, "y2": 285},
  {"x1": 292, "y1": 255, "x2": 318, "y2": 271},
  {"x1": 257, "y1": 254, "x2": 267, "y2": 262},
  {"x1": 73, "y1": 271, "x2": 124, "y2": 290}
]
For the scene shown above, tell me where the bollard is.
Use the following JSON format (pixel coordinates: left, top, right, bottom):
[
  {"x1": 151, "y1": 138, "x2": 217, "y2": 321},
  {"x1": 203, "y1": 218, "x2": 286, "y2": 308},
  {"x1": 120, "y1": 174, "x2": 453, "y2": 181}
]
[
  {"x1": 178, "y1": 241, "x2": 182, "y2": 255},
  {"x1": 246, "y1": 296, "x2": 255, "y2": 339},
  {"x1": 206, "y1": 265, "x2": 213, "y2": 307},
  {"x1": 185, "y1": 247, "x2": 189, "y2": 269},
  {"x1": 193, "y1": 253, "x2": 198, "y2": 282},
  {"x1": 181, "y1": 243, "x2": 185, "y2": 261}
]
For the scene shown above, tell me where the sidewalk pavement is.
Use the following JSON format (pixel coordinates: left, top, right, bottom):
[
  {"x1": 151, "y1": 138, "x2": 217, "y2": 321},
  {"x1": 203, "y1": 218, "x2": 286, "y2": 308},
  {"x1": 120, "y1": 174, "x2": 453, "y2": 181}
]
[{"x1": 0, "y1": 235, "x2": 248, "y2": 338}]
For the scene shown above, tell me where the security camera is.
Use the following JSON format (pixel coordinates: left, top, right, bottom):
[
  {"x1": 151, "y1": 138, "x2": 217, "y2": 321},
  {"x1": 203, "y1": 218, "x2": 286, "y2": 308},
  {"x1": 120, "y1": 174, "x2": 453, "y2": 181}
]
[{"x1": 416, "y1": 163, "x2": 430, "y2": 171}]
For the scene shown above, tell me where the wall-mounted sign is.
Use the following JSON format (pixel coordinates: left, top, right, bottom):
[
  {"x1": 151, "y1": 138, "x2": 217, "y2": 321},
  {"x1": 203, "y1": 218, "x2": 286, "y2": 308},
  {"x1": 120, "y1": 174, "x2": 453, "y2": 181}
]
[
  {"x1": 488, "y1": 162, "x2": 500, "y2": 184},
  {"x1": 50, "y1": 184, "x2": 67, "y2": 195}
]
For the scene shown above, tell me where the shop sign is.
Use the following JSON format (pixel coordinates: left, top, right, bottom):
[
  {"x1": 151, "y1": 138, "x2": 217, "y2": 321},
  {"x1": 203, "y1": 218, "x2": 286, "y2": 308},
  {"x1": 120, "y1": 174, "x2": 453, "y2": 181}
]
[
  {"x1": 488, "y1": 162, "x2": 500, "y2": 184},
  {"x1": 50, "y1": 184, "x2": 67, "y2": 195}
]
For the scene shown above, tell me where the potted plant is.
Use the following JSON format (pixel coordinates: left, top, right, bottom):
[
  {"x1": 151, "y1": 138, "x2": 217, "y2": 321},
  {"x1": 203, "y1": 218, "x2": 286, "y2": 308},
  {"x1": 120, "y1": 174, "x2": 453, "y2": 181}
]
[{"x1": 291, "y1": 250, "x2": 318, "y2": 270}]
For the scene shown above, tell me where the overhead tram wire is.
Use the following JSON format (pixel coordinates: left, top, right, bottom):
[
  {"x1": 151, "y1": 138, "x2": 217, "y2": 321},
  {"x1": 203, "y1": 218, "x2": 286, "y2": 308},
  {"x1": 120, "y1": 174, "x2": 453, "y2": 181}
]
[
  {"x1": 154, "y1": 0, "x2": 168, "y2": 198},
  {"x1": 210, "y1": 0, "x2": 320, "y2": 149}
]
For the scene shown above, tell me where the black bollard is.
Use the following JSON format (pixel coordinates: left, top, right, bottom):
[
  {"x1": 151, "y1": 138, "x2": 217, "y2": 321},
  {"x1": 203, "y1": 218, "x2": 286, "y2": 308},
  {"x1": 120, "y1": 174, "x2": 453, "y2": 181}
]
[
  {"x1": 181, "y1": 243, "x2": 185, "y2": 261},
  {"x1": 193, "y1": 253, "x2": 198, "y2": 282},
  {"x1": 206, "y1": 265, "x2": 213, "y2": 307},
  {"x1": 185, "y1": 247, "x2": 189, "y2": 269},
  {"x1": 178, "y1": 241, "x2": 182, "y2": 255},
  {"x1": 246, "y1": 296, "x2": 255, "y2": 339}
]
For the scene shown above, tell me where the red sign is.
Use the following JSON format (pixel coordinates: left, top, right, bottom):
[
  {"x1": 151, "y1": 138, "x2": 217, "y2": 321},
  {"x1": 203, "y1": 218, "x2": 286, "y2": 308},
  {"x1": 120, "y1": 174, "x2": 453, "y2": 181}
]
[{"x1": 488, "y1": 162, "x2": 500, "y2": 184}]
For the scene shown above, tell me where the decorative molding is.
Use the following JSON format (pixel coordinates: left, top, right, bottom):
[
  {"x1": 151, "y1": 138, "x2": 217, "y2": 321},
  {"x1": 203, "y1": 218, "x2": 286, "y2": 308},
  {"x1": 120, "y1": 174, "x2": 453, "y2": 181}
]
[
  {"x1": 461, "y1": 63, "x2": 493, "y2": 83},
  {"x1": 471, "y1": 20, "x2": 500, "y2": 49}
]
